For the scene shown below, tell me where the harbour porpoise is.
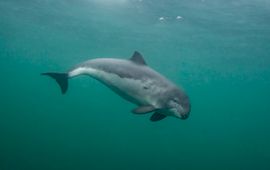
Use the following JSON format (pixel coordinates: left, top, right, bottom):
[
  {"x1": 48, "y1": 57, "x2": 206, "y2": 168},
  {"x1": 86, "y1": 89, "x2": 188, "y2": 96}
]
[{"x1": 42, "y1": 51, "x2": 191, "y2": 121}]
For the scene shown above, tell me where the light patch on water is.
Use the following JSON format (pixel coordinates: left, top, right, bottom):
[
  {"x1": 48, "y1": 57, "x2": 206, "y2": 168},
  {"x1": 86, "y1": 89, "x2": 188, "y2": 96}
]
[
  {"x1": 92, "y1": 0, "x2": 129, "y2": 6},
  {"x1": 158, "y1": 16, "x2": 183, "y2": 22}
]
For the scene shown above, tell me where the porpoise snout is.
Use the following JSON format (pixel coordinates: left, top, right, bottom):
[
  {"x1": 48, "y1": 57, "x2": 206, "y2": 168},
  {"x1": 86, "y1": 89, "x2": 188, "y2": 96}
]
[
  {"x1": 180, "y1": 113, "x2": 189, "y2": 120},
  {"x1": 180, "y1": 103, "x2": 191, "y2": 120}
]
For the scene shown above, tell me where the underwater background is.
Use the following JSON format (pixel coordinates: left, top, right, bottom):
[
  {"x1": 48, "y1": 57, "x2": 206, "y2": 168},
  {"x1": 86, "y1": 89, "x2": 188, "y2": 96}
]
[{"x1": 1, "y1": 0, "x2": 270, "y2": 169}]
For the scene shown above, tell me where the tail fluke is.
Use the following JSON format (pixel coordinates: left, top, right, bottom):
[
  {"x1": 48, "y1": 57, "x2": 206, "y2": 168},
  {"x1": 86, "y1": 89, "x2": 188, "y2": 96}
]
[{"x1": 41, "y1": 72, "x2": 68, "y2": 94}]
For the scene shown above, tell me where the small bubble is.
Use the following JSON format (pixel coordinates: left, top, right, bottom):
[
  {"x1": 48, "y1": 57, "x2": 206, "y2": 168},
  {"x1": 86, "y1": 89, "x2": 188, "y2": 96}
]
[
  {"x1": 159, "y1": 17, "x2": 165, "y2": 21},
  {"x1": 176, "y1": 16, "x2": 183, "y2": 20}
]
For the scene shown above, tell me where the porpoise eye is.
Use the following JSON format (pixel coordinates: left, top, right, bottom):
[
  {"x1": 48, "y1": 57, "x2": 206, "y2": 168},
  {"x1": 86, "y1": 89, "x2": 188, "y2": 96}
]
[
  {"x1": 172, "y1": 98, "x2": 179, "y2": 103},
  {"x1": 143, "y1": 86, "x2": 149, "y2": 90}
]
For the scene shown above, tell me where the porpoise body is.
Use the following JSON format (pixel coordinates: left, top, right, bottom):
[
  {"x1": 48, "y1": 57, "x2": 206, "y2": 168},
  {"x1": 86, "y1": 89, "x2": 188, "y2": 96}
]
[{"x1": 42, "y1": 51, "x2": 190, "y2": 121}]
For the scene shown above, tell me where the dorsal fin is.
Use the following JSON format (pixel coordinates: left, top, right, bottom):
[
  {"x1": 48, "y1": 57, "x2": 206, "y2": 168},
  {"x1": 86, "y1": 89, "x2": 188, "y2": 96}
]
[{"x1": 130, "y1": 51, "x2": 147, "y2": 65}]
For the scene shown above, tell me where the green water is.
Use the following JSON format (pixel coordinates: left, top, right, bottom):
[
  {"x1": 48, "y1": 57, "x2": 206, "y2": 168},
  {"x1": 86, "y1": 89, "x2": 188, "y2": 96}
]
[{"x1": 1, "y1": 0, "x2": 270, "y2": 169}]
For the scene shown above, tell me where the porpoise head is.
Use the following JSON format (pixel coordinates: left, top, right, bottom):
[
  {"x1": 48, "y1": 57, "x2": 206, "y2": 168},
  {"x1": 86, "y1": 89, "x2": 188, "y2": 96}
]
[{"x1": 163, "y1": 88, "x2": 191, "y2": 120}]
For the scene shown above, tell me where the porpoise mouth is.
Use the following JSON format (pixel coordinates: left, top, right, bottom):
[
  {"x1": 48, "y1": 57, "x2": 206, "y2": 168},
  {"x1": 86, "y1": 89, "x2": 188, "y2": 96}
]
[
  {"x1": 180, "y1": 114, "x2": 189, "y2": 120},
  {"x1": 180, "y1": 106, "x2": 191, "y2": 120}
]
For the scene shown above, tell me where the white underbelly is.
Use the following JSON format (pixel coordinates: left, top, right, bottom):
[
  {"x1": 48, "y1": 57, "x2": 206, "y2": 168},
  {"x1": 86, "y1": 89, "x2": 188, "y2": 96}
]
[{"x1": 69, "y1": 66, "x2": 166, "y2": 107}]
